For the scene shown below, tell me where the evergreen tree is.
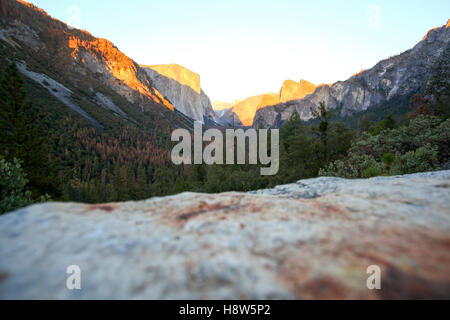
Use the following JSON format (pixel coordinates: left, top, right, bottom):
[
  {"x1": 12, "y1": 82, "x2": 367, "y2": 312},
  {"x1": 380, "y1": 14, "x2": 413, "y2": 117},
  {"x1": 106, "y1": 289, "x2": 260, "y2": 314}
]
[
  {"x1": 384, "y1": 113, "x2": 398, "y2": 130},
  {"x1": 152, "y1": 167, "x2": 175, "y2": 196},
  {"x1": 359, "y1": 115, "x2": 372, "y2": 134},
  {"x1": 112, "y1": 162, "x2": 127, "y2": 201},
  {"x1": 186, "y1": 165, "x2": 206, "y2": 191},
  {"x1": 134, "y1": 163, "x2": 150, "y2": 199},
  {"x1": 311, "y1": 102, "x2": 336, "y2": 164},
  {"x1": 0, "y1": 62, "x2": 60, "y2": 198},
  {"x1": 173, "y1": 175, "x2": 186, "y2": 194}
]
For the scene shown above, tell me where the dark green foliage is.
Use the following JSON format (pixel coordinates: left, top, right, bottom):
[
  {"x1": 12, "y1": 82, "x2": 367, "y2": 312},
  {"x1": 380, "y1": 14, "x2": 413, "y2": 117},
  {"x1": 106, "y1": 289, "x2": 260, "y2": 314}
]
[
  {"x1": 321, "y1": 114, "x2": 447, "y2": 178},
  {"x1": 382, "y1": 153, "x2": 396, "y2": 175},
  {"x1": 391, "y1": 144, "x2": 440, "y2": 175},
  {"x1": 359, "y1": 115, "x2": 372, "y2": 134},
  {"x1": 0, "y1": 157, "x2": 33, "y2": 214},
  {"x1": 0, "y1": 62, "x2": 61, "y2": 199},
  {"x1": 180, "y1": 102, "x2": 355, "y2": 194},
  {"x1": 311, "y1": 102, "x2": 336, "y2": 163},
  {"x1": 152, "y1": 168, "x2": 175, "y2": 197}
]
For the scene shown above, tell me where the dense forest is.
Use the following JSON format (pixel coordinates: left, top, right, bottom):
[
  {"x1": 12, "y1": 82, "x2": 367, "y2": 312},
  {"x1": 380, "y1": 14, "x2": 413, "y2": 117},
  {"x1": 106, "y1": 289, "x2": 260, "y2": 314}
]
[{"x1": 0, "y1": 57, "x2": 449, "y2": 214}]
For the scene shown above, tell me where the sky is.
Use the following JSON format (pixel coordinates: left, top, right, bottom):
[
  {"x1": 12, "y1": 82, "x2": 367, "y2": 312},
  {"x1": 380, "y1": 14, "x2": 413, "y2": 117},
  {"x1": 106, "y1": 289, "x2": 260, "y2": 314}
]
[{"x1": 29, "y1": 0, "x2": 450, "y2": 103}]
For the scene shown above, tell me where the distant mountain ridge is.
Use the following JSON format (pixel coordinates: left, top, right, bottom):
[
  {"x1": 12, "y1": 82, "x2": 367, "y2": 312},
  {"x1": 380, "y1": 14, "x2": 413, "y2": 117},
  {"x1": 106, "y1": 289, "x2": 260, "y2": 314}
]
[
  {"x1": 215, "y1": 79, "x2": 317, "y2": 126},
  {"x1": 212, "y1": 100, "x2": 241, "y2": 111},
  {"x1": 253, "y1": 20, "x2": 450, "y2": 128}
]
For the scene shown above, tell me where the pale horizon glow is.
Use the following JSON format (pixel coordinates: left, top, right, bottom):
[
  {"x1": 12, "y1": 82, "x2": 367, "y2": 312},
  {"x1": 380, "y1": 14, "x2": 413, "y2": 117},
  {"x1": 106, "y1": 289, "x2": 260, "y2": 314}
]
[{"x1": 29, "y1": 0, "x2": 450, "y2": 103}]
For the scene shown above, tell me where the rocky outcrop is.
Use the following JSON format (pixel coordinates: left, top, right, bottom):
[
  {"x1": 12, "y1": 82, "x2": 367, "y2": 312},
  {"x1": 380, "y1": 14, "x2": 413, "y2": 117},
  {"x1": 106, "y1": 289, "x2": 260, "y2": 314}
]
[
  {"x1": 232, "y1": 93, "x2": 280, "y2": 126},
  {"x1": 212, "y1": 101, "x2": 241, "y2": 126},
  {"x1": 279, "y1": 79, "x2": 316, "y2": 103},
  {"x1": 214, "y1": 107, "x2": 243, "y2": 127},
  {"x1": 17, "y1": 61, "x2": 104, "y2": 130},
  {"x1": 1, "y1": 171, "x2": 449, "y2": 299},
  {"x1": 254, "y1": 20, "x2": 450, "y2": 128},
  {"x1": 142, "y1": 64, "x2": 219, "y2": 124}
]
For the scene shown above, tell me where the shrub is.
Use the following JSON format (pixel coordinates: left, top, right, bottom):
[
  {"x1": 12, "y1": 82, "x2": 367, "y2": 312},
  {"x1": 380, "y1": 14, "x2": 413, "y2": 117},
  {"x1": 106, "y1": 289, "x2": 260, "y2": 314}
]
[
  {"x1": 0, "y1": 157, "x2": 33, "y2": 214},
  {"x1": 0, "y1": 157, "x2": 50, "y2": 214},
  {"x1": 363, "y1": 166, "x2": 382, "y2": 178},
  {"x1": 382, "y1": 153, "x2": 396, "y2": 175},
  {"x1": 391, "y1": 144, "x2": 439, "y2": 175},
  {"x1": 320, "y1": 115, "x2": 448, "y2": 179}
]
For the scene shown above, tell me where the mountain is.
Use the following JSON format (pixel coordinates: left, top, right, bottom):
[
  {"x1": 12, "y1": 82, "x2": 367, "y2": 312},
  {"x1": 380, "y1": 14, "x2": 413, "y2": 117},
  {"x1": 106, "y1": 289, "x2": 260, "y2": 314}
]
[
  {"x1": 232, "y1": 93, "x2": 279, "y2": 126},
  {"x1": 0, "y1": 0, "x2": 195, "y2": 203},
  {"x1": 212, "y1": 100, "x2": 241, "y2": 111},
  {"x1": 253, "y1": 20, "x2": 450, "y2": 128},
  {"x1": 0, "y1": 0, "x2": 194, "y2": 129},
  {"x1": 279, "y1": 79, "x2": 316, "y2": 103},
  {"x1": 141, "y1": 64, "x2": 220, "y2": 124},
  {"x1": 216, "y1": 79, "x2": 317, "y2": 126},
  {"x1": 211, "y1": 100, "x2": 242, "y2": 127}
]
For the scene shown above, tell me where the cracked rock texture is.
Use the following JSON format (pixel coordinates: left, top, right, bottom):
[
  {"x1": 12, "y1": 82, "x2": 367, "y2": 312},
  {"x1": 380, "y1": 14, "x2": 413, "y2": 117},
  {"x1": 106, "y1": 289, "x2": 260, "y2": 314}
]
[{"x1": 1, "y1": 171, "x2": 450, "y2": 299}]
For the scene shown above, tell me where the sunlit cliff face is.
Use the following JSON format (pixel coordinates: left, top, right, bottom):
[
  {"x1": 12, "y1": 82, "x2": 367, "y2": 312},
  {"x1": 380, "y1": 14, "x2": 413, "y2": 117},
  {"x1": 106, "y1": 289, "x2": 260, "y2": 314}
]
[
  {"x1": 422, "y1": 19, "x2": 450, "y2": 40},
  {"x1": 232, "y1": 93, "x2": 279, "y2": 126},
  {"x1": 279, "y1": 79, "x2": 317, "y2": 103},
  {"x1": 68, "y1": 37, "x2": 174, "y2": 111},
  {"x1": 141, "y1": 64, "x2": 201, "y2": 95},
  {"x1": 231, "y1": 79, "x2": 317, "y2": 126}
]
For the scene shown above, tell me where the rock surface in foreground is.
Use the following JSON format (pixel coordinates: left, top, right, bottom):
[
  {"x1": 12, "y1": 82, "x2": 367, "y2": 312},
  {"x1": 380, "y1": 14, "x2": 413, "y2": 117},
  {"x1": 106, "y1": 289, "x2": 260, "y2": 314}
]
[{"x1": 1, "y1": 172, "x2": 450, "y2": 299}]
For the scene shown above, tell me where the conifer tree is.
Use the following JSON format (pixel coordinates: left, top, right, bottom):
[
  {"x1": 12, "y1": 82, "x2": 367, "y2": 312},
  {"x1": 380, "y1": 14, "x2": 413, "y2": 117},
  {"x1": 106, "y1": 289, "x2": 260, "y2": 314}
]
[
  {"x1": 0, "y1": 62, "x2": 60, "y2": 198},
  {"x1": 359, "y1": 115, "x2": 373, "y2": 134},
  {"x1": 311, "y1": 102, "x2": 335, "y2": 164},
  {"x1": 134, "y1": 163, "x2": 150, "y2": 199}
]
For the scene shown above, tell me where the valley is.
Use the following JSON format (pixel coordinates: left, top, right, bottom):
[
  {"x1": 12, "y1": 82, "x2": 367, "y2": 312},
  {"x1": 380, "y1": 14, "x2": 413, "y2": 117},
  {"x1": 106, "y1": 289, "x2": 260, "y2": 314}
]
[
  {"x1": 0, "y1": 0, "x2": 449, "y2": 302},
  {"x1": 0, "y1": 0, "x2": 448, "y2": 206}
]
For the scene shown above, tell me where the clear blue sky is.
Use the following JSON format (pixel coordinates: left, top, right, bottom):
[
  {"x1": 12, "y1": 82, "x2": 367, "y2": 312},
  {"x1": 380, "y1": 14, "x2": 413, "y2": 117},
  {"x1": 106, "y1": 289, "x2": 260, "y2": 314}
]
[{"x1": 29, "y1": 0, "x2": 450, "y2": 102}]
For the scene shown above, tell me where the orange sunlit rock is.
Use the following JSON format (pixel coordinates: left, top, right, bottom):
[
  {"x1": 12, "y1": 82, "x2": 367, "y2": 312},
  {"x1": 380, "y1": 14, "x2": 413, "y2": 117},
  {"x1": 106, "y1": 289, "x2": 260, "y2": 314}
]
[
  {"x1": 351, "y1": 70, "x2": 365, "y2": 78},
  {"x1": 212, "y1": 99, "x2": 241, "y2": 111},
  {"x1": 423, "y1": 20, "x2": 449, "y2": 41},
  {"x1": 141, "y1": 64, "x2": 201, "y2": 94},
  {"x1": 279, "y1": 79, "x2": 317, "y2": 103},
  {"x1": 68, "y1": 36, "x2": 174, "y2": 111},
  {"x1": 232, "y1": 93, "x2": 278, "y2": 126},
  {"x1": 232, "y1": 79, "x2": 317, "y2": 126}
]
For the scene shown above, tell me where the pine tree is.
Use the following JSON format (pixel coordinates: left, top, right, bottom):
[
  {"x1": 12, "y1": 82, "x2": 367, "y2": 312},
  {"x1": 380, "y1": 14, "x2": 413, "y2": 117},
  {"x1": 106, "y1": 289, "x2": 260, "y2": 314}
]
[
  {"x1": 311, "y1": 102, "x2": 335, "y2": 164},
  {"x1": 186, "y1": 165, "x2": 205, "y2": 191},
  {"x1": 359, "y1": 115, "x2": 372, "y2": 134},
  {"x1": 134, "y1": 163, "x2": 150, "y2": 199},
  {"x1": 112, "y1": 162, "x2": 128, "y2": 201},
  {"x1": 152, "y1": 167, "x2": 175, "y2": 196},
  {"x1": 173, "y1": 175, "x2": 186, "y2": 194},
  {"x1": 0, "y1": 62, "x2": 60, "y2": 198}
]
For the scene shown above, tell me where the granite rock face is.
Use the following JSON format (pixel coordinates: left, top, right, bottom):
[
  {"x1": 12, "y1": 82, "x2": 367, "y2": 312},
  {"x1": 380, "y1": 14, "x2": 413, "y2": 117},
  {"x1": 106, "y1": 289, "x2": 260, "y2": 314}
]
[
  {"x1": 142, "y1": 64, "x2": 220, "y2": 124},
  {"x1": 279, "y1": 79, "x2": 317, "y2": 103},
  {"x1": 254, "y1": 20, "x2": 450, "y2": 128},
  {"x1": 219, "y1": 80, "x2": 317, "y2": 127},
  {"x1": 0, "y1": 0, "x2": 177, "y2": 121},
  {"x1": 1, "y1": 171, "x2": 450, "y2": 300}
]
